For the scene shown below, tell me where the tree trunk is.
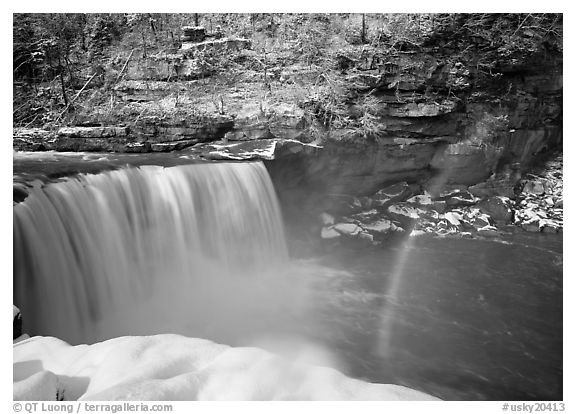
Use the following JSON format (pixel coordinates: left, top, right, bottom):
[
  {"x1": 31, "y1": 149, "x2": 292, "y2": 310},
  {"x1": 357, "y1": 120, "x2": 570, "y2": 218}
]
[
  {"x1": 148, "y1": 14, "x2": 158, "y2": 43},
  {"x1": 58, "y1": 57, "x2": 69, "y2": 106},
  {"x1": 64, "y1": 56, "x2": 75, "y2": 89},
  {"x1": 361, "y1": 14, "x2": 366, "y2": 43},
  {"x1": 142, "y1": 31, "x2": 147, "y2": 58}
]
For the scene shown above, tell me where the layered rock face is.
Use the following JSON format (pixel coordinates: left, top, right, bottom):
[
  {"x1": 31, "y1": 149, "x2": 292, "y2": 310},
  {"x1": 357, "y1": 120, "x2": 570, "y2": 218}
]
[
  {"x1": 265, "y1": 49, "x2": 562, "y2": 243},
  {"x1": 275, "y1": 50, "x2": 562, "y2": 196}
]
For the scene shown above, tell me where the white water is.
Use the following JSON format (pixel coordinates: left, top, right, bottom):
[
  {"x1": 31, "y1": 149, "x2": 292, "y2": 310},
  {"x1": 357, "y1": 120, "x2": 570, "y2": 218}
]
[{"x1": 13, "y1": 162, "x2": 308, "y2": 345}]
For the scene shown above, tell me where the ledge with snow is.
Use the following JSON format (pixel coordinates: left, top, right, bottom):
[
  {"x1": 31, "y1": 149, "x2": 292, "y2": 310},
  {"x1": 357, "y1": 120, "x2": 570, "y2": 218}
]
[{"x1": 13, "y1": 330, "x2": 439, "y2": 401}]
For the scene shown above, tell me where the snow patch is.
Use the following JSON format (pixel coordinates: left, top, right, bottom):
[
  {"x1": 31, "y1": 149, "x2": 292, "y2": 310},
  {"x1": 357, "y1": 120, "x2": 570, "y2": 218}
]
[{"x1": 14, "y1": 334, "x2": 439, "y2": 401}]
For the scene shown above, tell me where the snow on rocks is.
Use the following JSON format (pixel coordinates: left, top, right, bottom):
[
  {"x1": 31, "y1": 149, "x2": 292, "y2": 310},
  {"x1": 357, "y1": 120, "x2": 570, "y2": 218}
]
[
  {"x1": 444, "y1": 192, "x2": 478, "y2": 207},
  {"x1": 320, "y1": 221, "x2": 376, "y2": 247},
  {"x1": 476, "y1": 225, "x2": 501, "y2": 237},
  {"x1": 387, "y1": 203, "x2": 421, "y2": 220},
  {"x1": 372, "y1": 182, "x2": 419, "y2": 207},
  {"x1": 333, "y1": 222, "x2": 362, "y2": 236},
  {"x1": 13, "y1": 334, "x2": 439, "y2": 401},
  {"x1": 522, "y1": 180, "x2": 546, "y2": 195},
  {"x1": 321, "y1": 226, "x2": 340, "y2": 239},
  {"x1": 363, "y1": 218, "x2": 401, "y2": 234},
  {"x1": 513, "y1": 154, "x2": 563, "y2": 233},
  {"x1": 443, "y1": 211, "x2": 462, "y2": 227},
  {"x1": 314, "y1": 152, "x2": 561, "y2": 243},
  {"x1": 202, "y1": 139, "x2": 321, "y2": 161},
  {"x1": 405, "y1": 192, "x2": 432, "y2": 205}
]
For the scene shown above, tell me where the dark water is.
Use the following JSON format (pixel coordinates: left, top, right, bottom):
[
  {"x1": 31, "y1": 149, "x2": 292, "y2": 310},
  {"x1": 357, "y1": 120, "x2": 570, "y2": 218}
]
[
  {"x1": 13, "y1": 152, "x2": 563, "y2": 401},
  {"x1": 13, "y1": 151, "x2": 206, "y2": 184},
  {"x1": 302, "y1": 233, "x2": 563, "y2": 401}
]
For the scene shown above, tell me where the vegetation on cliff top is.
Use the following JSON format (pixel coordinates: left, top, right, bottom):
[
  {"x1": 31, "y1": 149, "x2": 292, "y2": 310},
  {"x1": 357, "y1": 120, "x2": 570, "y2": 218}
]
[{"x1": 13, "y1": 13, "x2": 562, "y2": 137}]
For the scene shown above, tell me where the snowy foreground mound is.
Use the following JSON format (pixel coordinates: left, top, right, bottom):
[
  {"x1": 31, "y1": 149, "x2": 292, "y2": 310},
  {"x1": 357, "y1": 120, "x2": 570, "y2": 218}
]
[{"x1": 14, "y1": 334, "x2": 439, "y2": 401}]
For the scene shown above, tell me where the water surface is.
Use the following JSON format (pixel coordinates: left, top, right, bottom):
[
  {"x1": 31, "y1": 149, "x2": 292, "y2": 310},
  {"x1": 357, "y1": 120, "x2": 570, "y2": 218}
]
[{"x1": 13, "y1": 152, "x2": 562, "y2": 401}]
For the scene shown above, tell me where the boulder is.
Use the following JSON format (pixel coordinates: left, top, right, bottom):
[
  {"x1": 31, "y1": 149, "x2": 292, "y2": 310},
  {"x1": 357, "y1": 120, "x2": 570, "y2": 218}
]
[
  {"x1": 387, "y1": 203, "x2": 421, "y2": 229},
  {"x1": 14, "y1": 305, "x2": 22, "y2": 340},
  {"x1": 429, "y1": 200, "x2": 447, "y2": 213},
  {"x1": 443, "y1": 211, "x2": 462, "y2": 227},
  {"x1": 387, "y1": 203, "x2": 420, "y2": 220},
  {"x1": 521, "y1": 218, "x2": 541, "y2": 232},
  {"x1": 523, "y1": 180, "x2": 546, "y2": 195},
  {"x1": 477, "y1": 196, "x2": 513, "y2": 224},
  {"x1": 515, "y1": 208, "x2": 540, "y2": 224},
  {"x1": 472, "y1": 214, "x2": 492, "y2": 229},
  {"x1": 445, "y1": 191, "x2": 477, "y2": 207},
  {"x1": 321, "y1": 226, "x2": 340, "y2": 240},
  {"x1": 477, "y1": 225, "x2": 501, "y2": 237},
  {"x1": 435, "y1": 220, "x2": 459, "y2": 235},
  {"x1": 349, "y1": 209, "x2": 380, "y2": 222},
  {"x1": 361, "y1": 218, "x2": 403, "y2": 240},
  {"x1": 372, "y1": 182, "x2": 419, "y2": 207},
  {"x1": 406, "y1": 192, "x2": 432, "y2": 206},
  {"x1": 433, "y1": 184, "x2": 470, "y2": 199},
  {"x1": 541, "y1": 221, "x2": 560, "y2": 233},
  {"x1": 362, "y1": 218, "x2": 396, "y2": 234},
  {"x1": 333, "y1": 223, "x2": 363, "y2": 236},
  {"x1": 324, "y1": 222, "x2": 376, "y2": 247},
  {"x1": 354, "y1": 231, "x2": 375, "y2": 246}
]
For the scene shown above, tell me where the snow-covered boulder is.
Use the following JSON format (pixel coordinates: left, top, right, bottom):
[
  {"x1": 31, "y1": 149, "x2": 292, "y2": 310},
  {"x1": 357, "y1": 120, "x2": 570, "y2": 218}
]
[{"x1": 14, "y1": 334, "x2": 439, "y2": 401}]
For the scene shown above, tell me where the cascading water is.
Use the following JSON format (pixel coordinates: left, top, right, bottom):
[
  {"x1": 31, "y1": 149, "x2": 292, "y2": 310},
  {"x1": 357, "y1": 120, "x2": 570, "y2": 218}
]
[{"x1": 13, "y1": 161, "x2": 299, "y2": 345}]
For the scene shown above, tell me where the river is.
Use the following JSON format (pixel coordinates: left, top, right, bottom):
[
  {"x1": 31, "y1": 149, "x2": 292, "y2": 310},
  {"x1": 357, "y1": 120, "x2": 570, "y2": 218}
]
[{"x1": 13, "y1": 151, "x2": 562, "y2": 401}]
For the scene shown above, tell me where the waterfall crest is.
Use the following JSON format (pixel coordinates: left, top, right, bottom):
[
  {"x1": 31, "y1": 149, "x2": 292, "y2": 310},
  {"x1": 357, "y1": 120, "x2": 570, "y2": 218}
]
[{"x1": 14, "y1": 162, "x2": 290, "y2": 344}]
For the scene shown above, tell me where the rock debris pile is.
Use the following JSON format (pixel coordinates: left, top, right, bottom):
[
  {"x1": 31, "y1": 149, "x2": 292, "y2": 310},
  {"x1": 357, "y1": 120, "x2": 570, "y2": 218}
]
[
  {"x1": 319, "y1": 152, "x2": 562, "y2": 246},
  {"x1": 514, "y1": 154, "x2": 563, "y2": 233}
]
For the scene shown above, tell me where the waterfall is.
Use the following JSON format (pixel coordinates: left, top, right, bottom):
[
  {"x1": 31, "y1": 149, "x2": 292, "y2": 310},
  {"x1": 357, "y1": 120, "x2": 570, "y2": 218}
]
[{"x1": 13, "y1": 162, "x2": 291, "y2": 345}]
